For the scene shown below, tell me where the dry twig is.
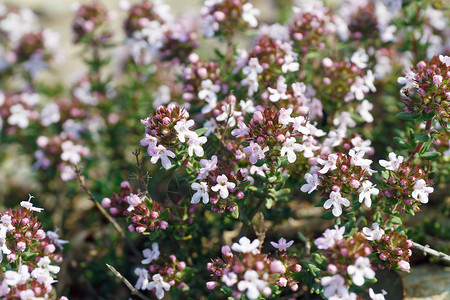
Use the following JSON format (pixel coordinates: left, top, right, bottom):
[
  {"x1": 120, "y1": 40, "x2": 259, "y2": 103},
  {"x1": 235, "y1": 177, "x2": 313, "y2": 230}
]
[
  {"x1": 132, "y1": 148, "x2": 151, "y2": 198},
  {"x1": 106, "y1": 264, "x2": 151, "y2": 300},
  {"x1": 411, "y1": 241, "x2": 450, "y2": 264},
  {"x1": 74, "y1": 164, "x2": 125, "y2": 238}
]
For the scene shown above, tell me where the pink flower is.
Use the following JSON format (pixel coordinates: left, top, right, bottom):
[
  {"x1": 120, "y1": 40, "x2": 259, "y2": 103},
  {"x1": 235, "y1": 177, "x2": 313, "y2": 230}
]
[
  {"x1": 211, "y1": 175, "x2": 236, "y2": 198},
  {"x1": 270, "y1": 237, "x2": 294, "y2": 251}
]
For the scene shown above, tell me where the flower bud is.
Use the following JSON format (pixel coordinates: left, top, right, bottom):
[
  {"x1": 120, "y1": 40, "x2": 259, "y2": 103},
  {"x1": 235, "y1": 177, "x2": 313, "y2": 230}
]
[
  {"x1": 45, "y1": 244, "x2": 56, "y2": 253},
  {"x1": 178, "y1": 261, "x2": 186, "y2": 270},
  {"x1": 327, "y1": 264, "x2": 337, "y2": 274},
  {"x1": 206, "y1": 281, "x2": 218, "y2": 290},
  {"x1": 295, "y1": 264, "x2": 302, "y2": 272},
  {"x1": 150, "y1": 211, "x2": 159, "y2": 219},
  {"x1": 221, "y1": 245, "x2": 233, "y2": 257},
  {"x1": 398, "y1": 260, "x2": 410, "y2": 271},
  {"x1": 160, "y1": 221, "x2": 168, "y2": 229},
  {"x1": 277, "y1": 277, "x2": 287, "y2": 287},
  {"x1": 36, "y1": 230, "x2": 46, "y2": 240},
  {"x1": 270, "y1": 260, "x2": 286, "y2": 273},
  {"x1": 101, "y1": 197, "x2": 111, "y2": 208}
]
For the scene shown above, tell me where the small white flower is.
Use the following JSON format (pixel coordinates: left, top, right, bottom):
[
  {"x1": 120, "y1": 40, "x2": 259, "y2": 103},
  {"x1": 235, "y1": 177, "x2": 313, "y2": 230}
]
[
  {"x1": 7, "y1": 104, "x2": 30, "y2": 129},
  {"x1": 321, "y1": 274, "x2": 349, "y2": 299},
  {"x1": 317, "y1": 153, "x2": 338, "y2": 174},
  {"x1": 150, "y1": 145, "x2": 176, "y2": 169},
  {"x1": 191, "y1": 182, "x2": 209, "y2": 204},
  {"x1": 351, "y1": 49, "x2": 369, "y2": 69},
  {"x1": 0, "y1": 227, "x2": 11, "y2": 263},
  {"x1": 243, "y1": 142, "x2": 268, "y2": 164},
  {"x1": 270, "y1": 237, "x2": 294, "y2": 251},
  {"x1": 324, "y1": 190, "x2": 350, "y2": 217},
  {"x1": 267, "y1": 76, "x2": 288, "y2": 102},
  {"x1": 350, "y1": 77, "x2": 370, "y2": 101},
  {"x1": 140, "y1": 134, "x2": 158, "y2": 156},
  {"x1": 222, "y1": 272, "x2": 238, "y2": 287},
  {"x1": 231, "y1": 120, "x2": 250, "y2": 138},
  {"x1": 379, "y1": 152, "x2": 403, "y2": 171},
  {"x1": 4, "y1": 265, "x2": 30, "y2": 286},
  {"x1": 174, "y1": 119, "x2": 196, "y2": 143},
  {"x1": 362, "y1": 223, "x2": 385, "y2": 241},
  {"x1": 146, "y1": 273, "x2": 170, "y2": 299},
  {"x1": 411, "y1": 179, "x2": 433, "y2": 204},
  {"x1": 231, "y1": 237, "x2": 260, "y2": 253},
  {"x1": 357, "y1": 100, "x2": 374, "y2": 123},
  {"x1": 142, "y1": 243, "x2": 160, "y2": 264},
  {"x1": 292, "y1": 116, "x2": 310, "y2": 134},
  {"x1": 347, "y1": 256, "x2": 375, "y2": 286},
  {"x1": 46, "y1": 227, "x2": 69, "y2": 250},
  {"x1": 369, "y1": 288, "x2": 387, "y2": 300},
  {"x1": 134, "y1": 267, "x2": 149, "y2": 290},
  {"x1": 239, "y1": 99, "x2": 255, "y2": 114},
  {"x1": 241, "y1": 3, "x2": 259, "y2": 28},
  {"x1": 187, "y1": 134, "x2": 207, "y2": 157},
  {"x1": 358, "y1": 181, "x2": 379, "y2": 208},
  {"x1": 314, "y1": 225, "x2": 345, "y2": 250},
  {"x1": 280, "y1": 137, "x2": 302, "y2": 163},
  {"x1": 439, "y1": 54, "x2": 450, "y2": 67},
  {"x1": 211, "y1": 174, "x2": 235, "y2": 198},
  {"x1": 281, "y1": 53, "x2": 300, "y2": 73},
  {"x1": 300, "y1": 173, "x2": 320, "y2": 194},
  {"x1": 216, "y1": 102, "x2": 242, "y2": 127},
  {"x1": 278, "y1": 107, "x2": 293, "y2": 125},
  {"x1": 40, "y1": 102, "x2": 60, "y2": 127},
  {"x1": 237, "y1": 270, "x2": 267, "y2": 300},
  {"x1": 20, "y1": 195, "x2": 44, "y2": 213}
]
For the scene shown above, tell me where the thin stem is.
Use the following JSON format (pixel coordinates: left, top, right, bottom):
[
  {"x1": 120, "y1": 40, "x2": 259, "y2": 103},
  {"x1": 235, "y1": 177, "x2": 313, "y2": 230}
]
[
  {"x1": 406, "y1": 119, "x2": 432, "y2": 164},
  {"x1": 106, "y1": 264, "x2": 151, "y2": 300},
  {"x1": 411, "y1": 241, "x2": 450, "y2": 264},
  {"x1": 132, "y1": 148, "x2": 150, "y2": 198},
  {"x1": 74, "y1": 165, "x2": 125, "y2": 239}
]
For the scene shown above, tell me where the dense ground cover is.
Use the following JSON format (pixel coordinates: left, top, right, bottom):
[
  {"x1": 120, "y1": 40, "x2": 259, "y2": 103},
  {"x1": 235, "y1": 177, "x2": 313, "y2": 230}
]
[{"x1": 0, "y1": 0, "x2": 449, "y2": 299}]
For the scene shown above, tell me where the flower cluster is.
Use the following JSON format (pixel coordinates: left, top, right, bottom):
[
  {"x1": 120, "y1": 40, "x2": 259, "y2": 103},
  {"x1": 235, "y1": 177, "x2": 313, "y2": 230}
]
[
  {"x1": 379, "y1": 153, "x2": 434, "y2": 214},
  {"x1": 141, "y1": 103, "x2": 207, "y2": 169},
  {"x1": 289, "y1": 3, "x2": 339, "y2": 55},
  {"x1": 121, "y1": 0, "x2": 197, "y2": 65},
  {"x1": 182, "y1": 53, "x2": 222, "y2": 113},
  {"x1": 190, "y1": 155, "x2": 247, "y2": 213},
  {"x1": 233, "y1": 106, "x2": 321, "y2": 165},
  {"x1": 0, "y1": 196, "x2": 67, "y2": 299},
  {"x1": 362, "y1": 223, "x2": 412, "y2": 271},
  {"x1": 207, "y1": 237, "x2": 301, "y2": 299},
  {"x1": 200, "y1": 0, "x2": 260, "y2": 38},
  {"x1": 101, "y1": 181, "x2": 168, "y2": 234},
  {"x1": 239, "y1": 30, "x2": 299, "y2": 95},
  {"x1": 315, "y1": 226, "x2": 378, "y2": 298},
  {"x1": 0, "y1": 5, "x2": 60, "y2": 79},
  {"x1": 134, "y1": 242, "x2": 188, "y2": 299},
  {"x1": 303, "y1": 151, "x2": 378, "y2": 217},
  {"x1": 72, "y1": 2, "x2": 112, "y2": 43},
  {"x1": 399, "y1": 55, "x2": 450, "y2": 126}
]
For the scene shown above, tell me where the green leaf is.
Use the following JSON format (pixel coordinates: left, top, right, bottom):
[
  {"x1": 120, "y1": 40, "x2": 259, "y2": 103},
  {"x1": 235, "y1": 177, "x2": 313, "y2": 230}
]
[
  {"x1": 395, "y1": 112, "x2": 420, "y2": 120},
  {"x1": 160, "y1": 208, "x2": 170, "y2": 221},
  {"x1": 265, "y1": 198, "x2": 274, "y2": 209},
  {"x1": 421, "y1": 152, "x2": 441, "y2": 160},
  {"x1": 230, "y1": 207, "x2": 239, "y2": 219},
  {"x1": 390, "y1": 216, "x2": 402, "y2": 225},
  {"x1": 195, "y1": 127, "x2": 208, "y2": 136},
  {"x1": 255, "y1": 159, "x2": 266, "y2": 167},
  {"x1": 274, "y1": 188, "x2": 291, "y2": 197},
  {"x1": 414, "y1": 133, "x2": 430, "y2": 143},
  {"x1": 393, "y1": 137, "x2": 410, "y2": 149},
  {"x1": 320, "y1": 210, "x2": 335, "y2": 220}
]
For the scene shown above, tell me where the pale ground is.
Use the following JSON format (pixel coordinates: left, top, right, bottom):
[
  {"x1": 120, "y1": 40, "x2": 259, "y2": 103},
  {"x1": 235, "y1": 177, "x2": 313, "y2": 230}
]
[{"x1": 4, "y1": 0, "x2": 450, "y2": 299}]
